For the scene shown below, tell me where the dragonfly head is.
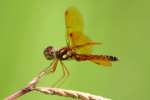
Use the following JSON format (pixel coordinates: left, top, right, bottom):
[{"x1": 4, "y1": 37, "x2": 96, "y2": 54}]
[{"x1": 43, "y1": 46, "x2": 56, "y2": 60}]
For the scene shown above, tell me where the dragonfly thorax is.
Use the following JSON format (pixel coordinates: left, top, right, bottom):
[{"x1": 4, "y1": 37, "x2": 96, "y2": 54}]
[
  {"x1": 44, "y1": 46, "x2": 73, "y2": 60},
  {"x1": 57, "y1": 47, "x2": 73, "y2": 60}
]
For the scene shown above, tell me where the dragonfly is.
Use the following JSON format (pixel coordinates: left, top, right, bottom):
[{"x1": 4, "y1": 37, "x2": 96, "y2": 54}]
[{"x1": 43, "y1": 7, "x2": 119, "y2": 85}]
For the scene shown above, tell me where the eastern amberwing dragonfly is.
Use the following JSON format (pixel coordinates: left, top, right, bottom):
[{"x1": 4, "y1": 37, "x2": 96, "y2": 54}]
[{"x1": 43, "y1": 7, "x2": 118, "y2": 85}]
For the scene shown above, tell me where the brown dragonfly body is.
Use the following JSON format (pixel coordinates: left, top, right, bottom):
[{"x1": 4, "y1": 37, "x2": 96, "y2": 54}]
[{"x1": 44, "y1": 46, "x2": 118, "y2": 65}]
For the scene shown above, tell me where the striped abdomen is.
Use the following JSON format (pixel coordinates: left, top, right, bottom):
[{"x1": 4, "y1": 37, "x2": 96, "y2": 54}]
[{"x1": 73, "y1": 54, "x2": 119, "y2": 66}]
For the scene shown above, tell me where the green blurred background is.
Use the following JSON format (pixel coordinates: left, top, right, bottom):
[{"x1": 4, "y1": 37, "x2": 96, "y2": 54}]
[{"x1": 0, "y1": 0, "x2": 150, "y2": 100}]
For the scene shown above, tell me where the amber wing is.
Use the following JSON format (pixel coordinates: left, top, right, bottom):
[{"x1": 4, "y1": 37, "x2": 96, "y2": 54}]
[{"x1": 65, "y1": 7, "x2": 94, "y2": 54}]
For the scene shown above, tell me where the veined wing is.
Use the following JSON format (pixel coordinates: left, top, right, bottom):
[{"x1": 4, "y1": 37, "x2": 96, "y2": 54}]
[{"x1": 65, "y1": 7, "x2": 94, "y2": 54}]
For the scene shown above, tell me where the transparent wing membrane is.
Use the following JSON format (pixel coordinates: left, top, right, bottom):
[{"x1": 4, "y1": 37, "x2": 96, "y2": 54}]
[{"x1": 65, "y1": 7, "x2": 95, "y2": 54}]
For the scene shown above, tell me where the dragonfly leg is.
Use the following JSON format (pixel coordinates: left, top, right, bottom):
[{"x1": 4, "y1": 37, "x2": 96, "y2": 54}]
[
  {"x1": 57, "y1": 61, "x2": 70, "y2": 87},
  {"x1": 51, "y1": 61, "x2": 70, "y2": 87},
  {"x1": 60, "y1": 61, "x2": 70, "y2": 77},
  {"x1": 35, "y1": 60, "x2": 58, "y2": 83}
]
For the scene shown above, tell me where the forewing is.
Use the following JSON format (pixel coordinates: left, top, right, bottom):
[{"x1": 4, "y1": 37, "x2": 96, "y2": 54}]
[{"x1": 65, "y1": 7, "x2": 93, "y2": 54}]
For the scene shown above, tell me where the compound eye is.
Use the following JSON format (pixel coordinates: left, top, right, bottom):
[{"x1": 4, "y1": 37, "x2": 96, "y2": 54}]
[{"x1": 43, "y1": 46, "x2": 54, "y2": 60}]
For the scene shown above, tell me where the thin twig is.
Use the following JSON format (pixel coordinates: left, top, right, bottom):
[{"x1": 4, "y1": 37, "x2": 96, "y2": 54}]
[
  {"x1": 4, "y1": 71, "x2": 46, "y2": 100},
  {"x1": 4, "y1": 69, "x2": 111, "y2": 100},
  {"x1": 34, "y1": 87, "x2": 111, "y2": 100}
]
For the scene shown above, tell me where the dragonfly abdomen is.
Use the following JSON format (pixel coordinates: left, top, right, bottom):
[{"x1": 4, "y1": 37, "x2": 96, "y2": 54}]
[
  {"x1": 105, "y1": 55, "x2": 119, "y2": 61},
  {"x1": 73, "y1": 54, "x2": 119, "y2": 61}
]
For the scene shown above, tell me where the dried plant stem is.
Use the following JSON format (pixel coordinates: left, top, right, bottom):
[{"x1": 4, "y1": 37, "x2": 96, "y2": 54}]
[
  {"x1": 4, "y1": 70, "x2": 111, "y2": 100},
  {"x1": 33, "y1": 87, "x2": 111, "y2": 100}
]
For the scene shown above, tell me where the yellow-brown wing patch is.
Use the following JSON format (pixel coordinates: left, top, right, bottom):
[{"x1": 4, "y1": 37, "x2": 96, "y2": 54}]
[
  {"x1": 65, "y1": 7, "x2": 83, "y2": 39},
  {"x1": 89, "y1": 55, "x2": 113, "y2": 66},
  {"x1": 69, "y1": 32, "x2": 93, "y2": 54},
  {"x1": 65, "y1": 7, "x2": 94, "y2": 54},
  {"x1": 91, "y1": 59, "x2": 112, "y2": 66}
]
